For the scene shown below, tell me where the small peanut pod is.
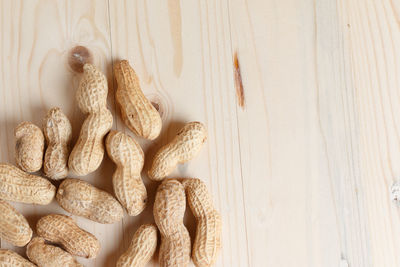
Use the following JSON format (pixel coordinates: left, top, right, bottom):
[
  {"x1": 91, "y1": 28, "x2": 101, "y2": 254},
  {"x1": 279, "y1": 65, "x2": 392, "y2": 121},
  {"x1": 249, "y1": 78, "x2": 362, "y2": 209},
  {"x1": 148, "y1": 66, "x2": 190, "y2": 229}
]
[
  {"x1": 37, "y1": 214, "x2": 100, "y2": 258},
  {"x1": 15, "y1": 121, "x2": 44, "y2": 172},
  {"x1": 0, "y1": 249, "x2": 36, "y2": 267},
  {"x1": 149, "y1": 122, "x2": 207, "y2": 181},
  {"x1": 43, "y1": 107, "x2": 72, "y2": 179},
  {"x1": 154, "y1": 179, "x2": 191, "y2": 267},
  {"x1": 56, "y1": 178, "x2": 123, "y2": 224},
  {"x1": 114, "y1": 60, "x2": 162, "y2": 140},
  {"x1": 27, "y1": 237, "x2": 83, "y2": 267},
  {"x1": 106, "y1": 131, "x2": 147, "y2": 216},
  {"x1": 181, "y1": 178, "x2": 222, "y2": 267},
  {"x1": 116, "y1": 224, "x2": 157, "y2": 267},
  {"x1": 0, "y1": 163, "x2": 55, "y2": 204},
  {"x1": 0, "y1": 200, "x2": 32, "y2": 246},
  {"x1": 68, "y1": 63, "x2": 113, "y2": 176}
]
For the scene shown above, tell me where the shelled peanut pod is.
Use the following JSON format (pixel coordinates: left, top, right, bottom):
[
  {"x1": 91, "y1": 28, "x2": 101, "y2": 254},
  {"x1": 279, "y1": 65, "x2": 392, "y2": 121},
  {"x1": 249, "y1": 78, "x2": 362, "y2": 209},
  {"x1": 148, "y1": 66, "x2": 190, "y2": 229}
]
[
  {"x1": 56, "y1": 178, "x2": 123, "y2": 224},
  {"x1": 43, "y1": 107, "x2": 72, "y2": 179},
  {"x1": 148, "y1": 122, "x2": 207, "y2": 181},
  {"x1": 116, "y1": 224, "x2": 158, "y2": 267},
  {"x1": 0, "y1": 200, "x2": 32, "y2": 247},
  {"x1": 27, "y1": 237, "x2": 83, "y2": 267},
  {"x1": 0, "y1": 163, "x2": 55, "y2": 204},
  {"x1": 37, "y1": 214, "x2": 100, "y2": 258},
  {"x1": 181, "y1": 178, "x2": 222, "y2": 267},
  {"x1": 114, "y1": 60, "x2": 162, "y2": 140},
  {"x1": 154, "y1": 179, "x2": 191, "y2": 267},
  {"x1": 0, "y1": 249, "x2": 35, "y2": 267},
  {"x1": 15, "y1": 121, "x2": 44, "y2": 173},
  {"x1": 106, "y1": 130, "x2": 147, "y2": 216},
  {"x1": 68, "y1": 63, "x2": 113, "y2": 176}
]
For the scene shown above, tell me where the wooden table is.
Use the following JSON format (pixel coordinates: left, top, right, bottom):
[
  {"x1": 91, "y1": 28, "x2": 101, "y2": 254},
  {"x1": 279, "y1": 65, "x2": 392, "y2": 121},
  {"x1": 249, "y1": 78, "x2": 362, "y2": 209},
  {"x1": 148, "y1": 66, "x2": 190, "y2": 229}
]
[{"x1": 0, "y1": 0, "x2": 399, "y2": 266}]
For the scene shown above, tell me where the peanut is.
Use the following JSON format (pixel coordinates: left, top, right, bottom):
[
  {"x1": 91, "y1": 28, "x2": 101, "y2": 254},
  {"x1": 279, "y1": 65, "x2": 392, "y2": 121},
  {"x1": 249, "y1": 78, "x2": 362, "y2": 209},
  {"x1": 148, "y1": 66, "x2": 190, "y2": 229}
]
[
  {"x1": 37, "y1": 214, "x2": 100, "y2": 258},
  {"x1": 43, "y1": 107, "x2": 72, "y2": 179},
  {"x1": 106, "y1": 130, "x2": 147, "y2": 216},
  {"x1": 0, "y1": 200, "x2": 32, "y2": 247},
  {"x1": 181, "y1": 178, "x2": 222, "y2": 267},
  {"x1": 148, "y1": 122, "x2": 207, "y2": 181},
  {"x1": 15, "y1": 121, "x2": 44, "y2": 172},
  {"x1": 114, "y1": 60, "x2": 162, "y2": 140},
  {"x1": 0, "y1": 163, "x2": 55, "y2": 204},
  {"x1": 0, "y1": 249, "x2": 35, "y2": 267},
  {"x1": 116, "y1": 224, "x2": 157, "y2": 267},
  {"x1": 56, "y1": 178, "x2": 123, "y2": 224},
  {"x1": 154, "y1": 179, "x2": 191, "y2": 267},
  {"x1": 68, "y1": 63, "x2": 113, "y2": 176},
  {"x1": 27, "y1": 237, "x2": 83, "y2": 267}
]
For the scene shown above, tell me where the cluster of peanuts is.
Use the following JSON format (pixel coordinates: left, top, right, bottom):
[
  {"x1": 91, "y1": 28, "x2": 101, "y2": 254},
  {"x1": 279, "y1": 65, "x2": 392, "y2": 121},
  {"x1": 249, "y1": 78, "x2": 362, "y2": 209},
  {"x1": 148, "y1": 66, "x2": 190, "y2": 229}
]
[{"x1": 0, "y1": 60, "x2": 221, "y2": 267}]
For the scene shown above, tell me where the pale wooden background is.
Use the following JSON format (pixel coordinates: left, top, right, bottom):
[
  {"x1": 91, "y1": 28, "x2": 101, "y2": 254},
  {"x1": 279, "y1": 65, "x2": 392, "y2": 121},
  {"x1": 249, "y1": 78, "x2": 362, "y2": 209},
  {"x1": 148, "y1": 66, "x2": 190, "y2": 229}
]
[{"x1": 0, "y1": 0, "x2": 399, "y2": 266}]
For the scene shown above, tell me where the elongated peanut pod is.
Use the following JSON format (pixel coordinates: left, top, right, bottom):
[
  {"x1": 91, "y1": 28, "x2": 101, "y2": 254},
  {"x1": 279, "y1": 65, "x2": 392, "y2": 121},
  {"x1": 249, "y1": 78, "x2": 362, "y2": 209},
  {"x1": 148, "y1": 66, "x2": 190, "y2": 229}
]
[
  {"x1": 43, "y1": 107, "x2": 72, "y2": 179},
  {"x1": 114, "y1": 60, "x2": 162, "y2": 140},
  {"x1": 181, "y1": 178, "x2": 222, "y2": 267},
  {"x1": 68, "y1": 63, "x2": 113, "y2": 176},
  {"x1": 116, "y1": 224, "x2": 157, "y2": 267},
  {"x1": 0, "y1": 200, "x2": 32, "y2": 246},
  {"x1": 37, "y1": 214, "x2": 100, "y2": 258},
  {"x1": 0, "y1": 163, "x2": 55, "y2": 204},
  {"x1": 0, "y1": 249, "x2": 35, "y2": 267},
  {"x1": 27, "y1": 237, "x2": 83, "y2": 267},
  {"x1": 149, "y1": 122, "x2": 207, "y2": 181},
  {"x1": 15, "y1": 121, "x2": 44, "y2": 172},
  {"x1": 154, "y1": 180, "x2": 190, "y2": 267},
  {"x1": 106, "y1": 131, "x2": 147, "y2": 216},
  {"x1": 56, "y1": 178, "x2": 123, "y2": 224}
]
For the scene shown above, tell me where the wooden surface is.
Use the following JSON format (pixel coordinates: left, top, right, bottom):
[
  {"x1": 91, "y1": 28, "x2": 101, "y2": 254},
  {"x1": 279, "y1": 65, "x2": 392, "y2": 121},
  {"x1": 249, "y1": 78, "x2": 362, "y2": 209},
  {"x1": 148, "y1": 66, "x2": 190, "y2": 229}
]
[{"x1": 0, "y1": 0, "x2": 399, "y2": 266}]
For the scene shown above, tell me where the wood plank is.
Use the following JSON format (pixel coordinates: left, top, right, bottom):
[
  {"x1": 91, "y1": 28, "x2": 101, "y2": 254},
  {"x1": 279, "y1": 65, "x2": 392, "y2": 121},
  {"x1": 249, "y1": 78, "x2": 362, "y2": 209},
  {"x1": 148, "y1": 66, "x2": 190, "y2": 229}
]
[
  {"x1": 0, "y1": 1, "x2": 117, "y2": 266},
  {"x1": 229, "y1": 0, "x2": 400, "y2": 266},
  {"x1": 108, "y1": 0, "x2": 248, "y2": 266}
]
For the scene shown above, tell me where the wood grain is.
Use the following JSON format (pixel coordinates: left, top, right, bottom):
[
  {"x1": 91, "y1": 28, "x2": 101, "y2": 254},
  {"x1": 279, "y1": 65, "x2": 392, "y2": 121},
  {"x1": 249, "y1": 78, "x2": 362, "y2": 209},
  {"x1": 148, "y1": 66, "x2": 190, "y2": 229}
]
[{"x1": 1, "y1": 0, "x2": 400, "y2": 266}]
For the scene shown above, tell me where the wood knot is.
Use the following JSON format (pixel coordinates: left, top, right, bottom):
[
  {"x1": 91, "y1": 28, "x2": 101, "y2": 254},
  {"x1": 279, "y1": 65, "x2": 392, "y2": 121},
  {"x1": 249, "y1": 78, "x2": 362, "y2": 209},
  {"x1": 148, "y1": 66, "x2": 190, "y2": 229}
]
[{"x1": 68, "y1": 46, "x2": 93, "y2": 73}]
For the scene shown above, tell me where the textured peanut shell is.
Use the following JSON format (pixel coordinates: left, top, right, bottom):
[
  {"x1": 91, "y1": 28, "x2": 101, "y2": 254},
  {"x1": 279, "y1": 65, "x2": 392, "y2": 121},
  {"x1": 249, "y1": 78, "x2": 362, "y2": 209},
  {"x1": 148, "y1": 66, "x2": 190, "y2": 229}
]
[
  {"x1": 56, "y1": 178, "x2": 123, "y2": 224},
  {"x1": 106, "y1": 131, "x2": 147, "y2": 216},
  {"x1": 43, "y1": 107, "x2": 72, "y2": 179},
  {"x1": 68, "y1": 63, "x2": 113, "y2": 176},
  {"x1": 114, "y1": 60, "x2": 162, "y2": 140},
  {"x1": 154, "y1": 179, "x2": 191, "y2": 267},
  {"x1": 116, "y1": 224, "x2": 157, "y2": 267},
  {"x1": 37, "y1": 214, "x2": 100, "y2": 258},
  {"x1": 0, "y1": 200, "x2": 32, "y2": 247},
  {"x1": 181, "y1": 178, "x2": 222, "y2": 267},
  {"x1": 27, "y1": 237, "x2": 83, "y2": 267},
  {"x1": 0, "y1": 249, "x2": 35, "y2": 267},
  {"x1": 149, "y1": 122, "x2": 207, "y2": 181},
  {"x1": 0, "y1": 163, "x2": 55, "y2": 204},
  {"x1": 15, "y1": 122, "x2": 44, "y2": 172}
]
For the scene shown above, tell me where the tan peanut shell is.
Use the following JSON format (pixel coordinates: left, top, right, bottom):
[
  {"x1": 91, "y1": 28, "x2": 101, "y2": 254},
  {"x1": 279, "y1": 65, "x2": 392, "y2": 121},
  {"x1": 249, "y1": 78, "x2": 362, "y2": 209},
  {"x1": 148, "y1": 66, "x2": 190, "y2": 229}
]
[
  {"x1": 116, "y1": 224, "x2": 157, "y2": 267},
  {"x1": 181, "y1": 178, "x2": 222, "y2": 267},
  {"x1": 0, "y1": 163, "x2": 55, "y2": 204},
  {"x1": 0, "y1": 200, "x2": 32, "y2": 247},
  {"x1": 56, "y1": 178, "x2": 123, "y2": 224},
  {"x1": 27, "y1": 237, "x2": 83, "y2": 267},
  {"x1": 68, "y1": 63, "x2": 113, "y2": 176},
  {"x1": 148, "y1": 122, "x2": 207, "y2": 181},
  {"x1": 43, "y1": 107, "x2": 72, "y2": 179},
  {"x1": 154, "y1": 179, "x2": 191, "y2": 267},
  {"x1": 106, "y1": 130, "x2": 147, "y2": 216},
  {"x1": 37, "y1": 214, "x2": 100, "y2": 258},
  {"x1": 15, "y1": 122, "x2": 44, "y2": 172},
  {"x1": 0, "y1": 249, "x2": 35, "y2": 267},
  {"x1": 114, "y1": 60, "x2": 162, "y2": 140}
]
